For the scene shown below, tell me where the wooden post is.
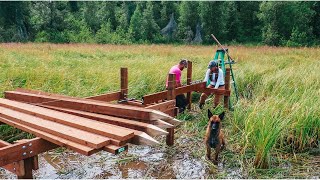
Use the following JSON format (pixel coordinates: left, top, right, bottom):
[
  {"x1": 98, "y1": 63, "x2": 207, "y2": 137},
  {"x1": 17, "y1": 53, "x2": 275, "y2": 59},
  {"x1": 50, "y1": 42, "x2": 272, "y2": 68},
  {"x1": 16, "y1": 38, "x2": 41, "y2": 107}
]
[
  {"x1": 186, "y1": 61, "x2": 192, "y2": 110},
  {"x1": 224, "y1": 68, "x2": 231, "y2": 109},
  {"x1": 17, "y1": 157, "x2": 34, "y2": 179},
  {"x1": 120, "y1": 68, "x2": 128, "y2": 100},
  {"x1": 166, "y1": 73, "x2": 175, "y2": 146}
]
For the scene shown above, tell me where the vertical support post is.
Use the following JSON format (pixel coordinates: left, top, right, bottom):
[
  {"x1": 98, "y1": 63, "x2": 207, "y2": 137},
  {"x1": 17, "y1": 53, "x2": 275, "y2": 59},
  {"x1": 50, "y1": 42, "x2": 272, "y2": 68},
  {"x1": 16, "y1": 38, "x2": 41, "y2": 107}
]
[
  {"x1": 120, "y1": 68, "x2": 128, "y2": 100},
  {"x1": 186, "y1": 61, "x2": 192, "y2": 110},
  {"x1": 166, "y1": 73, "x2": 175, "y2": 146},
  {"x1": 224, "y1": 68, "x2": 231, "y2": 109},
  {"x1": 17, "y1": 157, "x2": 33, "y2": 179}
]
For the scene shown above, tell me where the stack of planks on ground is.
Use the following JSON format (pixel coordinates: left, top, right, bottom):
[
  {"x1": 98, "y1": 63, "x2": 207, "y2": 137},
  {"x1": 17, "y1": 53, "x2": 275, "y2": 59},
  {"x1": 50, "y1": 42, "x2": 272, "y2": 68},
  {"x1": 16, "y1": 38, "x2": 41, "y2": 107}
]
[{"x1": 0, "y1": 89, "x2": 181, "y2": 157}]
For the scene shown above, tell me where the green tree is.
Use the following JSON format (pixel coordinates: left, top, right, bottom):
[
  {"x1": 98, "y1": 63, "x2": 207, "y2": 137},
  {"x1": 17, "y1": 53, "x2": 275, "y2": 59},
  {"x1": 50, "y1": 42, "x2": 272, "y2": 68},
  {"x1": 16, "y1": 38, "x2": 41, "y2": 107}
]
[
  {"x1": 0, "y1": 1, "x2": 30, "y2": 42},
  {"x1": 258, "y1": 2, "x2": 314, "y2": 46},
  {"x1": 128, "y1": 3, "x2": 144, "y2": 42},
  {"x1": 97, "y1": 2, "x2": 117, "y2": 30},
  {"x1": 141, "y1": 2, "x2": 161, "y2": 42},
  {"x1": 311, "y1": 2, "x2": 320, "y2": 43},
  {"x1": 199, "y1": 1, "x2": 226, "y2": 43},
  {"x1": 30, "y1": 1, "x2": 69, "y2": 43},
  {"x1": 177, "y1": 1, "x2": 199, "y2": 41},
  {"x1": 224, "y1": 1, "x2": 241, "y2": 42},
  {"x1": 237, "y1": 1, "x2": 261, "y2": 43}
]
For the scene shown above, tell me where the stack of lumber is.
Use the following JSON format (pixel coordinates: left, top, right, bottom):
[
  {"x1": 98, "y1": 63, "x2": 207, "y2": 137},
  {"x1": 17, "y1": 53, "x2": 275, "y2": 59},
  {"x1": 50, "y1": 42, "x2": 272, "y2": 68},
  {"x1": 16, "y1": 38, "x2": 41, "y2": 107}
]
[{"x1": 0, "y1": 89, "x2": 181, "y2": 156}]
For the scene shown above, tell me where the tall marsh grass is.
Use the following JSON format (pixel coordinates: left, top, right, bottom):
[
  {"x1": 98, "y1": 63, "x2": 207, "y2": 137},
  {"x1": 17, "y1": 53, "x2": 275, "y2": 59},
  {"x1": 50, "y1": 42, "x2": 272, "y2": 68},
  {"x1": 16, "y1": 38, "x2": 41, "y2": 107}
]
[{"x1": 0, "y1": 43, "x2": 319, "y2": 168}]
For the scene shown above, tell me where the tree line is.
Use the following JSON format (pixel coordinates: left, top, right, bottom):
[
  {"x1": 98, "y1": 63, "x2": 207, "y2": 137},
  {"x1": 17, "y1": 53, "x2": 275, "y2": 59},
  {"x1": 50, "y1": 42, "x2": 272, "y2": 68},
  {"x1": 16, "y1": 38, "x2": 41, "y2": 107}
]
[{"x1": 0, "y1": 1, "x2": 319, "y2": 46}]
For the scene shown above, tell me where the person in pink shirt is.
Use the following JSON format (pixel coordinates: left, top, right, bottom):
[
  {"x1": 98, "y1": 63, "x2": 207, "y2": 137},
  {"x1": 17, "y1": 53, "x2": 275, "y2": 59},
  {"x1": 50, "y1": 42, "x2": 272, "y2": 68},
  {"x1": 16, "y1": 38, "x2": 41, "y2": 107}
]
[{"x1": 166, "y1": 59, "x2": 188, "y2": 113}]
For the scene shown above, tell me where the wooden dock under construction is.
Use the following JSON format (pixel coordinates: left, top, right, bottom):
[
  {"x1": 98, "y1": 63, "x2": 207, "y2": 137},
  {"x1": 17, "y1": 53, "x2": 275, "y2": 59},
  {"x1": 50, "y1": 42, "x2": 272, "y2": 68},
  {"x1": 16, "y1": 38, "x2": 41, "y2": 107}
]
[{"x1": 0, "y1": 63, "x2": 231, "y2": 179}]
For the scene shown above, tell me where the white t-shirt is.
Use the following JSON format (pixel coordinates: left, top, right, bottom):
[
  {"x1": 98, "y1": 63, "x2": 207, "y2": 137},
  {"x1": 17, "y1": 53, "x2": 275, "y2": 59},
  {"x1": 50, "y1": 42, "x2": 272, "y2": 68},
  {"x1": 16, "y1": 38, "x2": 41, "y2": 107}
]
[{"x1": 203, "y1": 68, "x2": 225, "y2": 89}]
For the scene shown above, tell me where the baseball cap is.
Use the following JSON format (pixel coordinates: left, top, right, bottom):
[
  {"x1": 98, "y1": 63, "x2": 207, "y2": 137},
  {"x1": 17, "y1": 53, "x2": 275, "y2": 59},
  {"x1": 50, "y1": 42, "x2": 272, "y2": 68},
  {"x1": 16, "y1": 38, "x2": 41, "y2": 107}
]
[
  {"x1": 179, "y1": 59, "x2": 188, "y2": 68},
  {"x1": 208, "y1": 60, "x2": 218, "y2": 68}
]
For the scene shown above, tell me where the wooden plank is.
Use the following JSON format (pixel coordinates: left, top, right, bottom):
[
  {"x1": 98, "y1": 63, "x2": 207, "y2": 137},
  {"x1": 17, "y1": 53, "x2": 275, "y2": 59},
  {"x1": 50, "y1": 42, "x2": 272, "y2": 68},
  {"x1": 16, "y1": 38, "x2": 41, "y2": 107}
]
[
  {"x1": 0, "y1": 98, "x2": 135, "y2": 141},
  {"x1": 39, "y1": 105, "x2": 168, "y2": 137},
  {"x1": 119, "y1": 101, "x2": 145, "y2": 107},
  {"x1": 15, "y1": 88, "x2": 70, "y2": 99},
  {"x1": 153, "y1": 120, "x2": 174, "y2": 129},
  {"x1": 143, "y1": 82, "x2": 230, "y2": 104},
  {"x1": 186, "y1": 61, "x2": 193, "y2": 110},
  {"x1": 200, "y1": 88, "x2": 231, "y2": 96},
  {"x1": 131, "y1": 132, "x2": 159, "y2": 145},
  {"x1": 143, "y1": 91, "x2": 167, "y2": 105},
  {"x1": 103, "y1": 144, "x2": 128, "y2": 155},
  {"x1": 0, "y1": 118, "x2": 95, "y2": 156},
  {"x1": 0, "y1": 139, "x2": 11, "y2": 147},
  {"x1": 3, "y1": 160, "x2": 25, "y2": 177},
  {"x1": 5, "y1": 91, "x2": 167, "y2": 121},
  {"x1": 151, "y1": 109, "x2": 181, "y2": 126},
  {"x1": 164, "y1": 107, "x2": 177, "y2": 117},
  {"x1": 146, "y1": 100, "x2": 175, "y2": 112},
  {"x1": 166, "y1": 74, "x2": 175, "y2": 146},
  {"x1": 0, "y1": 107, "x2": 110, "y2": 149},
  {"x1": 167, "y1": 73, "x2": 176, "y2": 100},
  {"x1": 0, "y1": 137, "x2": 59, "y2": 166},
  {"x1": 86, "y1": 91, "x2": 121, "y2": 102},
  {"x1": 120, "y1": 68, "x2": 128, "y2": 100},
  {"x1": 12, "y1": 139, "x2": 39, "y2": 170}
]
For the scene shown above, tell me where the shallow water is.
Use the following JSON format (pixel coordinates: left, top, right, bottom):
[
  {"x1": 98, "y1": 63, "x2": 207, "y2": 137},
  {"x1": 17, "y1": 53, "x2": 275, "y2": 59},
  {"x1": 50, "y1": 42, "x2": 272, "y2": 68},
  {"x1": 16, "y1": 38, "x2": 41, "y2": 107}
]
[{"x1": 0, "y1": 136, "x2": 319, "y2": 179}]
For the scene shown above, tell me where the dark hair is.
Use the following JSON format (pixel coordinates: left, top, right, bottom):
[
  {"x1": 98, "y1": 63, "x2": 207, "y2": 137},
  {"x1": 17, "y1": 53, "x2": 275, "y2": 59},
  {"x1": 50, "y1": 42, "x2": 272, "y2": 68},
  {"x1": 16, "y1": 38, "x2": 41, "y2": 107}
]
[{"x1": 179, "y1": 59, "x2": 188, "y2": 68}]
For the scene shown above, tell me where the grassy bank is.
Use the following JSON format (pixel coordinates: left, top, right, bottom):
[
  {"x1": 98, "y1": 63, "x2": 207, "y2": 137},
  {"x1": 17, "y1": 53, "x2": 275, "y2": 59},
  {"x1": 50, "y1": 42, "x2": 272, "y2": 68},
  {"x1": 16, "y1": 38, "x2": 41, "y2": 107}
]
[{"x1": 0, "y1": 43, "x2": 319, "y2": 173}]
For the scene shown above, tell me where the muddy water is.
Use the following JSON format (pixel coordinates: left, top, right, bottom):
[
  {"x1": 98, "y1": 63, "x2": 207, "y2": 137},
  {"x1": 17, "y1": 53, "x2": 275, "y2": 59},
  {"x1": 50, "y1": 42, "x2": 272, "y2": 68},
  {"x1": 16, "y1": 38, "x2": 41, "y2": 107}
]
[
  {"x1": 0, "y1": 135, "x2": 238, "y2": 179},
  {"x1": 0, "y1": 136, "x2": 319, "y2": 179}
]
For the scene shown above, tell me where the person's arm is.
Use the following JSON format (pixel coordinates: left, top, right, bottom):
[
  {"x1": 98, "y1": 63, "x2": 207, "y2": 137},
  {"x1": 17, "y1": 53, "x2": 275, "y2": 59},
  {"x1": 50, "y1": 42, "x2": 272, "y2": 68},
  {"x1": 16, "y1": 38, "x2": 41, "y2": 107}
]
[
  {"x1": 203, "y1": 69, "x2": 210, "y2": 82},
  {"x1": 214, "y1": 69, "x2": 224, "y2": 89}
]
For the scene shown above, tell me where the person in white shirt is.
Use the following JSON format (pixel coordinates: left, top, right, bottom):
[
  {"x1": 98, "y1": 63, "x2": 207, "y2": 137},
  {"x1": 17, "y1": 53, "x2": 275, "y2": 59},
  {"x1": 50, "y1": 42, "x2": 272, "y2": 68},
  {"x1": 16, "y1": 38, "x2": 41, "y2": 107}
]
[{"x1": 199, "y1": 60, "x2": 225, "y2": 109}]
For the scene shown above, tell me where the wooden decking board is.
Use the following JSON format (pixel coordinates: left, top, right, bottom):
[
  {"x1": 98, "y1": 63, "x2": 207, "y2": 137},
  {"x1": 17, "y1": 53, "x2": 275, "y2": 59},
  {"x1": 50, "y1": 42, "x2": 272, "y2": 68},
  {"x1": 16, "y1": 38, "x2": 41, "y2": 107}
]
[
  {"x1": 5, "y1": 91, "x2": 164, "y2": 121},
  {"x1": 0, "y1": 106, "x2": 110, "y2": 149},
  {"x1": 0, "y1": 98, "x2": 134, "y2": 141},
  {"x1": 86, "y1": 91, "x2": 121, "y2": 102},
  {"x1": 0, "y1": 117, "x2": 95, "y2": 156},
  {"x1": 40, "y1": 105, "x2": 168, "y2": 137}
]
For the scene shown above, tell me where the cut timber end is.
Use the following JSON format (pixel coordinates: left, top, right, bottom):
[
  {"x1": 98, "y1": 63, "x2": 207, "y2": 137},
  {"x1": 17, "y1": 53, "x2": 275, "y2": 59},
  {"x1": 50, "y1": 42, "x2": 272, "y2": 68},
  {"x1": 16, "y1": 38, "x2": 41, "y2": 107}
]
[
  {"x1": 131, "y1": 132, "x2": 159, "y2": 146},
  {"x1": 150, "y1": 110, "x2": 181, "y2": 126},
  {"x1": 153, "y1": 119, "x2": 174, "y2": 129},
  {"x1": 145, "y1": 124, "x2": 168, "y2": 136},
  {"x1": 103, "y1": 144, "x2": 128, "y2": 155}
]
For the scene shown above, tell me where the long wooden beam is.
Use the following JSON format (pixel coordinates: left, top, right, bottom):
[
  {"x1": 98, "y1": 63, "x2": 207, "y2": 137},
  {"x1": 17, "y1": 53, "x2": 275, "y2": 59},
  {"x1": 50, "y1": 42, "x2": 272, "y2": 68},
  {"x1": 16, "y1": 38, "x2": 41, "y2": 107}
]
[
  {"x1": 142, "y1": 82, "x2": 230, "y2": 105},
  {"x1": 39, "y1": 105, "x2": 168, "y2": 137},
  {"x1": 146, "y1": 100, "x2": 175, "y2": 112},
  {"x1": 0, "y1": 106, "x2": 111, "y2": 149},
  {"x1": 4, "y1": 91, "x2": 173, "y2": 122},
  {"x1": 0, "y1": 117, "x2": 100, "y2": 156},
  {"x1": 0, "y1": 98, "x2": 134, "y2": 141},
  {"x1": 86, "y1": 91, "x2": 121, "y2": 102}
]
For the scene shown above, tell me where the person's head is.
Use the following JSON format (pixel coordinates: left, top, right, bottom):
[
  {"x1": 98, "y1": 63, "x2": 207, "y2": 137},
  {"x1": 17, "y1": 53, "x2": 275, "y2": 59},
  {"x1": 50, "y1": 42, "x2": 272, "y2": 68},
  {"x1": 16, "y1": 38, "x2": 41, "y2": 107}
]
[
  {"x1": 208, "y1": 60, "x2": 218, "y2": 71},
  {"x1": 178, "y1": 59, "x2": 188, "y2": 71}
]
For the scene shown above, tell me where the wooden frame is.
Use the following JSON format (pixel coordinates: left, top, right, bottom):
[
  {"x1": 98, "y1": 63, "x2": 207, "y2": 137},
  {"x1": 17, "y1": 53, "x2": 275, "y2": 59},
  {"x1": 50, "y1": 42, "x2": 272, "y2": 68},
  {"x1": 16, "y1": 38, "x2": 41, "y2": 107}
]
[{"x1": 0, "y1": 138, "x2": 57, "y2": 178}]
